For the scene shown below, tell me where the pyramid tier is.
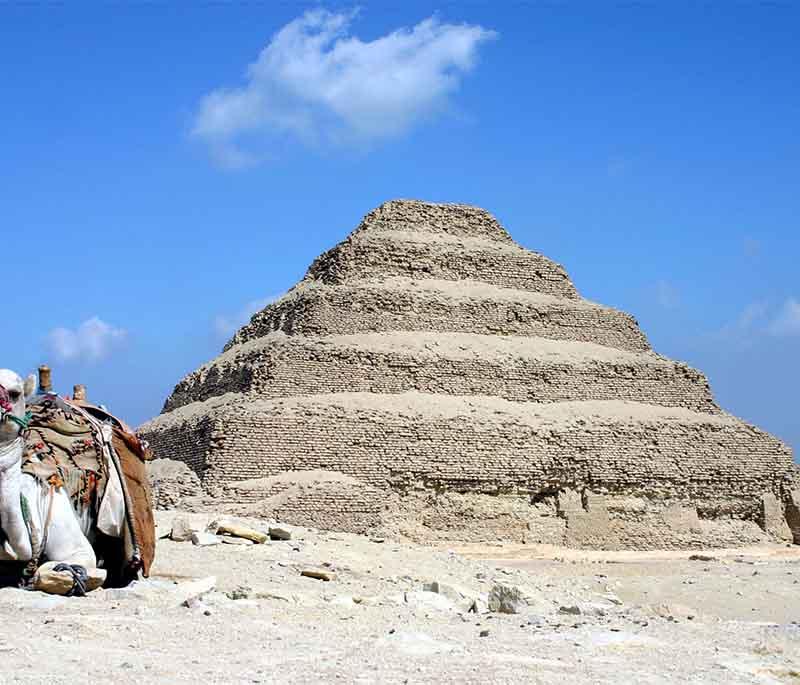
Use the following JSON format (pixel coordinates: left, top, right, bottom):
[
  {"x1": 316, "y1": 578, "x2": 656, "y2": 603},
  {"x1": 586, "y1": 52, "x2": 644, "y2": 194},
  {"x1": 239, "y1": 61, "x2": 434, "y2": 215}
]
[
  {"x1": 167, "y1": 331, "x2": 716, "y2": 414},
  {"x1": 140, "y1": 392, "x2": 793, "y2": 509},
  {"x1": 352, "y1": 199, "x2": 515, "y2": 243},
  {"x1": 226, "y1": 278, "x2": 651, "y2": 352},
  {"x1": 304, "y1": 230, "x2": 579, "y2": 298}
]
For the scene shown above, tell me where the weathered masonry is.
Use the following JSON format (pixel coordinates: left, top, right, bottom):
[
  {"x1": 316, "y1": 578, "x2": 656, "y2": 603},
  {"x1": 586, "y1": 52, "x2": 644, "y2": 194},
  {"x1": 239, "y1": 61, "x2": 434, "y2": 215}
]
[{"x1": 140, "y1": 200, "x2": 800, "y2": 548}]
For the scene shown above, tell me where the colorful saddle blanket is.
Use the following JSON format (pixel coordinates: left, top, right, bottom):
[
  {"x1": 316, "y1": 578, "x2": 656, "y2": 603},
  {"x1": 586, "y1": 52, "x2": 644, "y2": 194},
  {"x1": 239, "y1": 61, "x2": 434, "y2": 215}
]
[
  {"x1": 22, "y1": 395, "x2": 109, "y2": 512},
  {"x1": 21, "y1": 394, "x2": 155, "y2": 577}
]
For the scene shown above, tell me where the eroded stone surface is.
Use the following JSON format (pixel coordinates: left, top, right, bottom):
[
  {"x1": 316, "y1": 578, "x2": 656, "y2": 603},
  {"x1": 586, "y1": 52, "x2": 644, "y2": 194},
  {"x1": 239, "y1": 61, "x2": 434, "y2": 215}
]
[{"x1": 139, "y1": 200, "x2": 796, "y2": 549}]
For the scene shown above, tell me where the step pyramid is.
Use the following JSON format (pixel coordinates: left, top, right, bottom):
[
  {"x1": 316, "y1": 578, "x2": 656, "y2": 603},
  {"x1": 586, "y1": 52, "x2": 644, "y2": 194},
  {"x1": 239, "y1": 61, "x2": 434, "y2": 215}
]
[{"x1": 141, "y1": 200, "x2": 799, "y2": 548}]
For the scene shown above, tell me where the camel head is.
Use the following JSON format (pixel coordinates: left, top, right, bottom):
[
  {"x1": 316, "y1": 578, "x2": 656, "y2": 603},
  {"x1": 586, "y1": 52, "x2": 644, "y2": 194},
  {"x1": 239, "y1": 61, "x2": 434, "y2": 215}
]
[{"x1": 0, "y1": 369, "x2": 36, "y2": 447}]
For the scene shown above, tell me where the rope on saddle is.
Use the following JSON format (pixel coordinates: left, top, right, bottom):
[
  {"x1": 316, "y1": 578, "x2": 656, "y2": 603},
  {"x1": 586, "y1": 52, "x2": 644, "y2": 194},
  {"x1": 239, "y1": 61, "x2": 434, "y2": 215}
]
[
  {"x1": 20, "y1": 484, "x2": 57, "y2": 581},
  {"x1": 52, "y1": 563, "x2": 88, "y2": 597},
  {"x1": 20, "y1": 493, "x2": 41, "y2": 581}
]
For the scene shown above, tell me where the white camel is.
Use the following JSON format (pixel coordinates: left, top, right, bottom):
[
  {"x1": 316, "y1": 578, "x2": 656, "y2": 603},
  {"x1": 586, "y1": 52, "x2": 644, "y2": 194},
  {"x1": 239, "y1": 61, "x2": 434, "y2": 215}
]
[{"x1": 0, "y1": 368, "x2": 106, "y2": 593}]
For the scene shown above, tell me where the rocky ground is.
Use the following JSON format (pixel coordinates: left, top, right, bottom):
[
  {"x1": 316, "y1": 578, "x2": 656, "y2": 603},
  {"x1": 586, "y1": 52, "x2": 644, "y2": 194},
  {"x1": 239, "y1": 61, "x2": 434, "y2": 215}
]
[{"x1": 1, "y1": 510, "x2": 798, "y2": 684}]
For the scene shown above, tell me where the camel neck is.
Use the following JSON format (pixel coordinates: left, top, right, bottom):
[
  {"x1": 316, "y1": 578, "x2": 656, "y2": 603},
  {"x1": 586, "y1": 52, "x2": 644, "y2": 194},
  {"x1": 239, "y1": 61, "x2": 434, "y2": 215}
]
[{"x1": 0, "y1": 438, "x2": 32, "y2": 561}]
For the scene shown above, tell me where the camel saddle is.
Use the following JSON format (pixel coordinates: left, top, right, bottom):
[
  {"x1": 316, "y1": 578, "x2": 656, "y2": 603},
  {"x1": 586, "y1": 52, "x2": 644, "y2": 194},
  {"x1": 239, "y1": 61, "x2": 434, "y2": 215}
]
[{"x1": 22, "y1": 394, "x2": 155, "y2": 577}]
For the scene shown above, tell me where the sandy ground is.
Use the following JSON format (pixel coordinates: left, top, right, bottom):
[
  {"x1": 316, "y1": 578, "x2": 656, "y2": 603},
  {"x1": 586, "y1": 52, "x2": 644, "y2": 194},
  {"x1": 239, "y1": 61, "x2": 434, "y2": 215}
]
[{"x1": 0, "y1": 510, "x2": 798, "y2": 684}]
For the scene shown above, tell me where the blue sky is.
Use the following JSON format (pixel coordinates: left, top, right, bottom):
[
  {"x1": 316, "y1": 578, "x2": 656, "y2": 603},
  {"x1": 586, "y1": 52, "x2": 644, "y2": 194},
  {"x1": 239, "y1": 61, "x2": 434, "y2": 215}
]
[{"x1": 1, "y1": 3, "x2": 797, "y2": 455}]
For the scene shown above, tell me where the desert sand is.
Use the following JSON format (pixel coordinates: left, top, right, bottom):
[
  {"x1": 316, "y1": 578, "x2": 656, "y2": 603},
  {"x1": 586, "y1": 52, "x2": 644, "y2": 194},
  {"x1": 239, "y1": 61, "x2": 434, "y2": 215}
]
[{"x1": 1, "y1": 509, "x2": 798, "y2": 684}]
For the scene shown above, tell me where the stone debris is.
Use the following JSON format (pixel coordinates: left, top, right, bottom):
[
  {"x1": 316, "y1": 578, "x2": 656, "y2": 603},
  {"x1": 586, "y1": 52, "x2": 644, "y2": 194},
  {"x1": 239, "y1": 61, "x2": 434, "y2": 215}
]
[
  {"x1": 175, "y1": 576, "x2": 217, "y2": 607},
  {"x1": 487, "y1": 583, "x2": 543, "y2": 615},
  {"x1": 191, "y1": 532, "x2": 221, "y2": 546},
  {"x1": 422, "y1": 580, "x2": 484, "y2": 613},
  {"x1": 2, "y1": 507, "x2": 800, "y2": 683},
  {"x1": 148, "y1": 458, "x2": 203, "y2": 510},
  {"x1": 559, "y1": 605, "x2": 582, "y2": 616},
  {"x1": 220, "y1": 536, "x2": 254, "y2": 546},
  {"x1": 269, "y1": 526, "x2": 293, "y2": 541},
  {"x1": 170, "y1": 516, "x2": 201, "y2": 542},
  {"x1": 214, "y1": 521, "x2": 268, "y2": 543},
  {"x1": 225, "y1": 585, "x2": 252, "y2": 600},
  {"x1": 301, "y1": 568, "x2": 336, "y2": 582},
  {"x1": 469, "y1": 596, "x2": 489, "y2": 614},
  {"x1": 255, "y1": 590, "x2": 299, "y2": 603},
  {"x1": 646, "y1": 604, "x2": 697, "y2": 622}
]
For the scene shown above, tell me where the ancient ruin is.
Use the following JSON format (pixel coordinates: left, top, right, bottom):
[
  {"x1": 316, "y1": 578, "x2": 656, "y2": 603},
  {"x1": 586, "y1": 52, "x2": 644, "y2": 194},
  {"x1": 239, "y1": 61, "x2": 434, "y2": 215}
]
[{"x1": 140, "y1": 200, "x2": 799, "y2": 548}]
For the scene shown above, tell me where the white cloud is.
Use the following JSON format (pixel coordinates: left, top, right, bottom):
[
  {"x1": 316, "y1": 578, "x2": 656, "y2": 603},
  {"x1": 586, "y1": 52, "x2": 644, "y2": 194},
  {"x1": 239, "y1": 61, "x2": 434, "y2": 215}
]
[
  {"x1": 47, "y1": 317, "x2": 127, "y2": 363},
  {"x1": 712, "y1": 301, "x2": 769, "y2": 348},
  {"x1": 192, "y1": 9, "x2": 497, "y2": 167},
  {"x1": 655, "y1": 280, "x2": 679, "y2": 309},
  {"x1": 734, "y1": 301, "x2": 769, "y2": 331},
  {"x1": 710, "y1": 299, "x2": 800, "y2": 346},
  {"x1": 214, "y1": 296, "x2": 280, "y2": 338},
  {"x1": 769, "y1": 298, "x2": 800, "y2": 337}
]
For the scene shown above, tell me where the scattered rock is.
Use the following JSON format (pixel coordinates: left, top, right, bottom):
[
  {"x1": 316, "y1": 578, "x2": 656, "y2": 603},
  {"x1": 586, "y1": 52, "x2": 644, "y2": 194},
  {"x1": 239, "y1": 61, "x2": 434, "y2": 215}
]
[
  {"x1": 422, "y1": 580, "x2": 482, "y2": 612},
  {"x1": 191, "y1": 532, "x2": 221, "y2": 546},
  {"x1": 220, "y1": 536, "x2": 254, "y2": 546},
  {"x1": 269, "y1": 526, "x2": 292, "y2": 540},
  {"x1": 176, "y1": 576, "x2": 217, "y2": 606},
  {"x1": 147, "y1": 459, "x2": 203, "y2": 509},
  {"x1": 254, "y1": 590, "x2": 298, "y2": 603},
  {"x1": 647, "y1": 603, "x2": 697, "y2": 622},
  {"x1": 487, "y1": 583, "x2": 542, "y2": 614},
  {"x1": 468, "y1": 596, "x2": 489, "y2": 614},
  {"x1": 183, "y1": 596, "x2": 207, "y2": 610},
  {"x1": 559, "y1": 605, "x2": 582, "y2": 616},
  {"x1": 688, "y1": 554, "x2": 717, "y2": 562},
  {"x1": 214, "y1": 521, "x2": 268, "y2": 544},
  {"x1": 170, "y1": 516, "x2": 202, "y2": 542},
  {"x1": 301, "y1": 568, "x2": 336, "y2": 582},
  {"x1": 269, "y1": 527, "x2": 293, "y2": 541},
  {"x1": 577, "y1": 601, "x2": 611, "y2": 617},
  {"x1": 601, "y1": 592, "x2": 623, "y2": 606},
  {"x1": 225, "y1": 585, "x2": 252, "y2": 600},
  {"x1": 479, "y1": 629, "x2": 490, "y2": 638}
]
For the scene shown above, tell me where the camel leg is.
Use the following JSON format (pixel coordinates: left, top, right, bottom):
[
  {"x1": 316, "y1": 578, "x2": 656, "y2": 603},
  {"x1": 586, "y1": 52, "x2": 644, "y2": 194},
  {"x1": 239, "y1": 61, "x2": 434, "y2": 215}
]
[
  {"x1": 41, "y1": 489, "x2": 96, "y2": 569},
  {"x1": 32, "y1": 489, "x2": 101, "y2": 595}
]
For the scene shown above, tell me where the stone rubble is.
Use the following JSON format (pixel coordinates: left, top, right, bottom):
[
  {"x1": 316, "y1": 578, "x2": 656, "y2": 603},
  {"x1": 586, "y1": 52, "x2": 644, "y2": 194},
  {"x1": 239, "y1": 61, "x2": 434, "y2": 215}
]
[{"x1": 2, "y1": 508, "x2": 799, "y2": 683}]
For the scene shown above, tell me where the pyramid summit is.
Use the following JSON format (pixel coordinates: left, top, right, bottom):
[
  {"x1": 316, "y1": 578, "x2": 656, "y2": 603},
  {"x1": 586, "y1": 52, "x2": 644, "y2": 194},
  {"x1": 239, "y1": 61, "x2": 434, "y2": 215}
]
[{"x1": 141, "y1": 199, "x2": 799, "y2": 548}]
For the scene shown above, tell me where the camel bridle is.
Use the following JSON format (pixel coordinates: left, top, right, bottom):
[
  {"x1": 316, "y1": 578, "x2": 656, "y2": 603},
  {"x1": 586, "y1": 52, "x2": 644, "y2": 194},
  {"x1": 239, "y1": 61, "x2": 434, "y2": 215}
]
[{"x1": 0, "y1": 383, "x2": 32, "y2": 434}]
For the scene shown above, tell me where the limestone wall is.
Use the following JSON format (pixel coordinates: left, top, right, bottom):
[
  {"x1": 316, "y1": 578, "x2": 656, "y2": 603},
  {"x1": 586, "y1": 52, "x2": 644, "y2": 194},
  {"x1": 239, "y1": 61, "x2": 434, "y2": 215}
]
[
  {"x1": 304, "y1": 231, "x2": 579, "y2": 298},
  {"x1": 142, "y1": 412, "x2": 216, "y2": 480},
  {"x1": 232, "y1": 476, "x2": 389, "y2": 535},
  {"x1": 374, "y1": 490, "x2": 775, "y2": 549},
  {"x1": 139, "y1": 391, "x2": 794, "y2": 549},
  {"x1": 227, "y1": 279, "x2": 650, "y2": 352},
  {"x1": 352, "y1": 200, "x2": 514, "y2": 243},
  {"x1": 165, "y1": 333, "x2": 716, "y2": 413},
  {"x1": 143, "y1": 392, "x2": 793, "y2": 504}
]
